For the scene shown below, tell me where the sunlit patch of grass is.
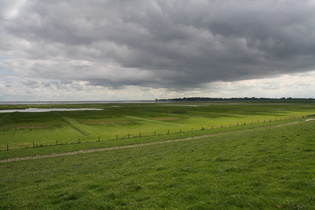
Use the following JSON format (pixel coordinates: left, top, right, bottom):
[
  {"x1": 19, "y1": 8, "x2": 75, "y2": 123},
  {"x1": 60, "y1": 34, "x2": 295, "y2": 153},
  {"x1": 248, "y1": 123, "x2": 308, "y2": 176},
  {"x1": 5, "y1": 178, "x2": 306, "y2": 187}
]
[{"x1": 1, "y1": 102, "x2": 314, "y2": 150}]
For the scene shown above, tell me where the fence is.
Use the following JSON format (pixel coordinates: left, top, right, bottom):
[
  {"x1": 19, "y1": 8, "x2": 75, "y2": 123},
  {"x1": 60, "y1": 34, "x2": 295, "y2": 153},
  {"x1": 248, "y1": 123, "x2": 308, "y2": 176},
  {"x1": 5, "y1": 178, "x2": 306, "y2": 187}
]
[{"x1": 0, "y1": 116, "x2": 307, "y2": 151}]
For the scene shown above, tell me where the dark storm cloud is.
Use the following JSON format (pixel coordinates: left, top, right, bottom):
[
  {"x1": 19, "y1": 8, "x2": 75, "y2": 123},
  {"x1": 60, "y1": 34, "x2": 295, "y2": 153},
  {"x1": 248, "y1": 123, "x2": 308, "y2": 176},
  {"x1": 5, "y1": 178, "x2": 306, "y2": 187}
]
[{"x1": 3, "y1": 0, "x2": 315, "y2": 89}]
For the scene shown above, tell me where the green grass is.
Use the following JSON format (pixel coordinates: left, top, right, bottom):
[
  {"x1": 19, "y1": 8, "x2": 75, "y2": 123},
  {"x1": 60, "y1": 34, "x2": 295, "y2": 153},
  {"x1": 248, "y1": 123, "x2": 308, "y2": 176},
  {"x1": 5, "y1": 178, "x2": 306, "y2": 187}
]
[
  {"x1": 0, "y1": 118, "x2": 295, "y2": 160},
  {"x1": 0, "y1": 101, "x2": 314, "y2": 209},
  {"x1": 0, "y1": 119, "x2": 314, "y2": 209},
  {"x1": 1, "y1": 101, "x2": 315, "y2": 150}
]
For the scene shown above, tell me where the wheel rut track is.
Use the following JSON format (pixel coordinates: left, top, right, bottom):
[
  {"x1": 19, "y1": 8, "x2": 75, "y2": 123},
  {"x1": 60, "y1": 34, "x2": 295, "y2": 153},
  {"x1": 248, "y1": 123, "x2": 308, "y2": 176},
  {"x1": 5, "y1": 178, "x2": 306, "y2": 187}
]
[{"x1": 1, "y1": 119, "x2": 314, "y2": 163}]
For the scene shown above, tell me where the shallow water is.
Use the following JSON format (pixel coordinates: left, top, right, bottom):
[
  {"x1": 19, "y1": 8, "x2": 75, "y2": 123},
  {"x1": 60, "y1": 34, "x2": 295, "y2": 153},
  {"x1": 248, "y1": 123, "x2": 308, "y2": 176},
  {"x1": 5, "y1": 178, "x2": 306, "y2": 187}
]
[
  {"x1": 0, "y1": 100, "x2": 153, "y2": 105},
  {"x1": 0, "y1": 108, "x2": 103, "y2": 113}
]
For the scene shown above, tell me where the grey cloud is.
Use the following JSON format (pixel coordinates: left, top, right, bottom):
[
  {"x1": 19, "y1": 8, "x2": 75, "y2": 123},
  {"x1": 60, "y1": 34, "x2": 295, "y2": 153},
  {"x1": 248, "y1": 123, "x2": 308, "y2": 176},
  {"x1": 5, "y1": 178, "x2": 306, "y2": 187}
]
[
  {"x1": 32, "y1": 80, "x2": 85, "y2": 91},
  {"x1": 23, "y1": 80, "x2": 39, "y2": 88},
  {"x1": 5, "y1": 83, "x2": 12, "y2": 88},
  {"x1": 2, "y1": 0, "x2": 315, "y2": 89}
]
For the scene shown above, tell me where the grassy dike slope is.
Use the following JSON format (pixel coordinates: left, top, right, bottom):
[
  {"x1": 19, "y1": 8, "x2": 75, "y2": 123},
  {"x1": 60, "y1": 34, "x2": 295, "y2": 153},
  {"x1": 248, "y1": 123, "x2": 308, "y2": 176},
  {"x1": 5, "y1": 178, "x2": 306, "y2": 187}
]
[{"x1": 0, "y1": 119, "x2": 314, "y2": 209}]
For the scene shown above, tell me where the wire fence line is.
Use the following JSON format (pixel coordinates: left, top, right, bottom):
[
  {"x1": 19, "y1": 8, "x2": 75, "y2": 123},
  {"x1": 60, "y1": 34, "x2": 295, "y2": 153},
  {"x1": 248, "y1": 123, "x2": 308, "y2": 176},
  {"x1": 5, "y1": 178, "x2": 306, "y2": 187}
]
[{"x1": 0, "y1": 116, "x2": 306, "y2": 151}]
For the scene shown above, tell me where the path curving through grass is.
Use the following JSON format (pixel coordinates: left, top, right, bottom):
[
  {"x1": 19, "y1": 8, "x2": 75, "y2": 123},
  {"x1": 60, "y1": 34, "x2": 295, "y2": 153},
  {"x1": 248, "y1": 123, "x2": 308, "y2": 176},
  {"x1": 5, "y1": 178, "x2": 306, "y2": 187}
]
[{"x1": 1, "y1": 119, "x2": 314, "y2": 163}]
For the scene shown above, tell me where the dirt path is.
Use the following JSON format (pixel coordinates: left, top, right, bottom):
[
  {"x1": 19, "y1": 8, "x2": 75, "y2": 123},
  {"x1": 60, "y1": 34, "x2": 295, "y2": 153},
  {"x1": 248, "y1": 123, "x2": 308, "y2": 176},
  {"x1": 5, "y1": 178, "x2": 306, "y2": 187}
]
[
  {"x1": 0, "y1": 135, "x2": 210, "y2": 163},
  {"x1": 1, "y1": 119, "x2": 314, "y2": 163}
]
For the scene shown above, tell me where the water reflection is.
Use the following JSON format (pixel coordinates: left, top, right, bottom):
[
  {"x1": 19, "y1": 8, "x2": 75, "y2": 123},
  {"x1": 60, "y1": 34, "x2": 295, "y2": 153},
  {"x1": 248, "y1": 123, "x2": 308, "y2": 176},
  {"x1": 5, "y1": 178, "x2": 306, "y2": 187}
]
[{"x1": 0, "y1": 108, "x2": 103, "y2": 113}]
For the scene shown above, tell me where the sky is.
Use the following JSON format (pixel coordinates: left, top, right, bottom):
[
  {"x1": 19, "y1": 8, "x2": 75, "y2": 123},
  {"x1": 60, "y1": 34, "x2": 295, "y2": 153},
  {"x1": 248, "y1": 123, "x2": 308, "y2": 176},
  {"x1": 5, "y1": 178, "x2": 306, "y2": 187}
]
[{"x1": 1, "y1": 0, "x2": 315, "y2": 101}]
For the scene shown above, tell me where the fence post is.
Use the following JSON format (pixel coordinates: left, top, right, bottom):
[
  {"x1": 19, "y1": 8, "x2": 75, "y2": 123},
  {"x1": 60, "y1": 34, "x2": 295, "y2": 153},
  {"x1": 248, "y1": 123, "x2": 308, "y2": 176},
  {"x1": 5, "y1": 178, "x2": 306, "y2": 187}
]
[
  {"x1": 33, "y1": 142, "x2": 35, "y2": 148},
  {"x1": 6, "y1": 144, "x2": 9, "y2": 151},
  {"x1": 116, "y1": 135, "x2": 118, "y2": 140},
  {"x1": 167, "y1": 130, "x2": 169, "y2": 134}
]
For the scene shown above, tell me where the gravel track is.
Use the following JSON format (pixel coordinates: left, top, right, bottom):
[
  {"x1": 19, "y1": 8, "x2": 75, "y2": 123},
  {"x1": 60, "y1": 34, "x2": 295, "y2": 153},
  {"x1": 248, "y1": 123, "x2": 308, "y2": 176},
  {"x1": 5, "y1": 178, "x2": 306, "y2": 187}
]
[{"x1": 1, "y1": 119, "x2": 313, "y2": 163}]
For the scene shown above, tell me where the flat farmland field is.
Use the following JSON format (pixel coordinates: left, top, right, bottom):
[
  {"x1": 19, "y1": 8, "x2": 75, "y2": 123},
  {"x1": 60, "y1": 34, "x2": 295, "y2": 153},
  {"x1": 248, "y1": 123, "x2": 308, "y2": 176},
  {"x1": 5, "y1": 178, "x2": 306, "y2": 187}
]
[
  {"x1": 0, "y1": 101, "x2": 315, "y2": 150},
  {"x1": 0, "y1": 100, "x2": 315, "y2": 209}
]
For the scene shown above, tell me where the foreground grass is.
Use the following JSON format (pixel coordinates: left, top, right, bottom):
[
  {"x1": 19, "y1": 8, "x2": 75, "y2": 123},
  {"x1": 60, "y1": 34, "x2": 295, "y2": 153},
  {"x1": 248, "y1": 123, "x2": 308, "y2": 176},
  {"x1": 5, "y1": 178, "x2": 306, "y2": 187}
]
[{"x1": 0, "y1": 120, "x2": 314, "y2": 209}]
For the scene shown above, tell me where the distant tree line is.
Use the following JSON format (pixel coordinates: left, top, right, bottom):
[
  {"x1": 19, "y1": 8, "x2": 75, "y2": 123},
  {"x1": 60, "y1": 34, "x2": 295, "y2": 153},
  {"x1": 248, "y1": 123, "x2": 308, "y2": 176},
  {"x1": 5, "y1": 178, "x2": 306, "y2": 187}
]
[{"x1": 156, "y1": 97, "x2": 315, "y2": 102}]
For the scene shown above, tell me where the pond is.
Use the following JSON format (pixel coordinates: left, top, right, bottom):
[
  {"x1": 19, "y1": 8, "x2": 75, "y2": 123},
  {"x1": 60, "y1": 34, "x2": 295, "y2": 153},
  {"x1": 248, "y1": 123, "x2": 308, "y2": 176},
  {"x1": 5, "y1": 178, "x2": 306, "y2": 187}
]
[{"x1": 0, "y1": 108, "x2": 103, "y2": 113}]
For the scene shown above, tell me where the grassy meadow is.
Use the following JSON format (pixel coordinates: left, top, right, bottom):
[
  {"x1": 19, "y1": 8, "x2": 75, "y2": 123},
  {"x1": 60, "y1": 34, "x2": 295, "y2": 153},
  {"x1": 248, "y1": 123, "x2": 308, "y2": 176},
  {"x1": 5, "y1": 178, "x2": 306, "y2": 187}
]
[
  {"x1": 0, "y1": 101, "x2": 315, "y2": 150},
  {"x1": 0, "y1": 100, "x2": 315, "y2": 209}
]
